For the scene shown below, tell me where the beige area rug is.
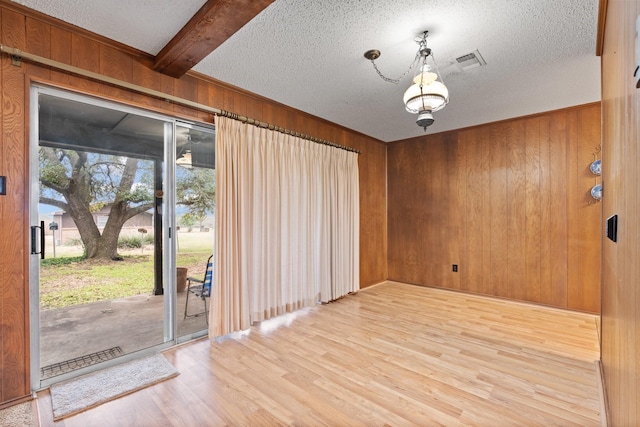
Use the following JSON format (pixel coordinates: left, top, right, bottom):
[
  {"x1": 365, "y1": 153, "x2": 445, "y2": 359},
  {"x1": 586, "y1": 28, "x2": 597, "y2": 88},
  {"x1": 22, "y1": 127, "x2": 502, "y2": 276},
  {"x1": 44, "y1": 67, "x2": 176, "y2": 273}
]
[
  {"x1": 50, "y1": 353, "x2": 178, "y2": 420},
  {"x1": 0, "y1": 401, "x2": 34, "y2": 427}
]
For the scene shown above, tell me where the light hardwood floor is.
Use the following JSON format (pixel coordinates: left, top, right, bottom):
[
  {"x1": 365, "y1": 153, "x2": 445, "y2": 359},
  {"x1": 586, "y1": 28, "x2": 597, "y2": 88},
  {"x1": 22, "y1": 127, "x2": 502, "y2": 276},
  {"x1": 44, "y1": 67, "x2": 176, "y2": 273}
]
[{"x1": 36, "y1": 281, "x2": 602, "y2": 426}]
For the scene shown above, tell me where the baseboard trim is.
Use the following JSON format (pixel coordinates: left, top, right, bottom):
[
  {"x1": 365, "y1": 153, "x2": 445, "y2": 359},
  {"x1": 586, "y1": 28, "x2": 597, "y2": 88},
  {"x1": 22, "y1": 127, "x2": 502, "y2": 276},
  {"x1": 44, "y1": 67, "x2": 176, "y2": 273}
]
[
  {"x1": 359, "y1": 280, "x2": 389, "y2": 290},
  {"x1": 0, "y1": 394, "x2": 33, "y2": 411},
  {"x1": 595, "y1": 360, "x2": 610, "y2": 427}
]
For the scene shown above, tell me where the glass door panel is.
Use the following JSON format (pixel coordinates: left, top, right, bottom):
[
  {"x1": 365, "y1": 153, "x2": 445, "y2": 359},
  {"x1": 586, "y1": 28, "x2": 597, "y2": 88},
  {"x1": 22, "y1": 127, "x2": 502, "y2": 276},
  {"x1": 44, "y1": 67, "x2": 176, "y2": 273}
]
[
  {"x1": 175, "y1": 123, "x2": 216, "y2": 338},
  {"x1": 31, "y1": 88, "x2": 171, "y2": 386}
]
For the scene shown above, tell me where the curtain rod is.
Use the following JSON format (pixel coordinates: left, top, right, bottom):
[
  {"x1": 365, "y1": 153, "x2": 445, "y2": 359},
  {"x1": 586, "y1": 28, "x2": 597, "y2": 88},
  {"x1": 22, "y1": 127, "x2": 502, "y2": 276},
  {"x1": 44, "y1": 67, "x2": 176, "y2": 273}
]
[{"x1": 0, "y1": 44, "x2": 360, "y2": 154}]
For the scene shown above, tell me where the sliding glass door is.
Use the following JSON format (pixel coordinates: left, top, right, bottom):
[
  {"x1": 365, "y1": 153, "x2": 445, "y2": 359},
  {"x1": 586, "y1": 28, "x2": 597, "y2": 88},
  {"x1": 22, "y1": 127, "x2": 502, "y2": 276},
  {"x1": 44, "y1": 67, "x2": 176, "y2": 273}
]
[{"x1": 29, "y1": 86, "x2": 214, "y2": 389}]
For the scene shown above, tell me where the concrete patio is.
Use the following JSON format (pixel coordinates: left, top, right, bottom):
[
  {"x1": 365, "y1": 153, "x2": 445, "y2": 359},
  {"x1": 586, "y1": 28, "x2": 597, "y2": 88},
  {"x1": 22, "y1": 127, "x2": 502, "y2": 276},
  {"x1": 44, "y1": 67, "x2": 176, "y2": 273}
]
[{"x1": 39, "y1": 289, "x2": 208, "y2": 380}]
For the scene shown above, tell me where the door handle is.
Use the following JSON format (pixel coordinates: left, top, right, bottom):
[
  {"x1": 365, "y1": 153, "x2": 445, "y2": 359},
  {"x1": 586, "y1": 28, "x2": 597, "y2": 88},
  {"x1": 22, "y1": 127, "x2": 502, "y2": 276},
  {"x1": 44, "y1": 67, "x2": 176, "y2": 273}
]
[{"x1": 31, "y1": 220, "x2": 45, "y2": 259}]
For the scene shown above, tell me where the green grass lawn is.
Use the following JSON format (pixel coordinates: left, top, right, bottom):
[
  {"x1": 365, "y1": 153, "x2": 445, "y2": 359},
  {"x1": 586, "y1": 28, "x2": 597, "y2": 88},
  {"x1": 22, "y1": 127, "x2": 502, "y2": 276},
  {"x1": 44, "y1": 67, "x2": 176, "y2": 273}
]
[{"x1": 40, "y1": 230, "x2": 214, "y2": 309}]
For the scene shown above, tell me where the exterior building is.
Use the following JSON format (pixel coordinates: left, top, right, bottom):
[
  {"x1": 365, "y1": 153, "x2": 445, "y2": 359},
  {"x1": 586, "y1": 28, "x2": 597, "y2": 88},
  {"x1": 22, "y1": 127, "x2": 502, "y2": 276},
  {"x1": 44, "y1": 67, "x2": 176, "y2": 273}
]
[{"x1": 50, "y1": 205, "x2": 154, "y2": 245}]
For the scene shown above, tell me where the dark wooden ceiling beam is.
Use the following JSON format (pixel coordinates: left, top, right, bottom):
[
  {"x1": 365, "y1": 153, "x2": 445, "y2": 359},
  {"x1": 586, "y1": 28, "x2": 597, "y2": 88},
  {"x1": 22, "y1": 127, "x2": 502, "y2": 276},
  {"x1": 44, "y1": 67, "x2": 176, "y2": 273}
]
[
  {"x1": 595, "y1": 0, "x2": 608, "y2": 56},
  {"x1": 153, "y1": 0, "x2": 274, "y2": 78}
]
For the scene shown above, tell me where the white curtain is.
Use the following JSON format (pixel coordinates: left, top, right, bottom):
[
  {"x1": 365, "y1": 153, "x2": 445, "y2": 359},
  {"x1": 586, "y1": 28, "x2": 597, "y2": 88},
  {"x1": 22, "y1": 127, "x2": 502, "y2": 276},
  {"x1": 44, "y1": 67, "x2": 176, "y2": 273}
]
[{"x1": 209, "y1": 116, "x2": 359, "y2": 337}]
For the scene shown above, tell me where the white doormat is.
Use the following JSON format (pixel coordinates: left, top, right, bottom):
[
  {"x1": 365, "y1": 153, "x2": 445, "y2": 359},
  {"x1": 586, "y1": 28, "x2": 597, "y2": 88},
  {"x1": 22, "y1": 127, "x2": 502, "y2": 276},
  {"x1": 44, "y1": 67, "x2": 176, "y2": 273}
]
[{"x1": 50, "y1": 353, "x2": 178, "y2": 420}]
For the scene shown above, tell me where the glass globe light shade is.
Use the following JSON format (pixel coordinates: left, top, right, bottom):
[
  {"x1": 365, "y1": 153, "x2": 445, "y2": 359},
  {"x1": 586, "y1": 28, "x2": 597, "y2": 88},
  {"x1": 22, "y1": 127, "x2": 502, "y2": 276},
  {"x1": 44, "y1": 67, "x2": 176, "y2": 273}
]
[
  {"x1": 403, "y1": 78, "x2": 449, "y2": 114},
  {"x1": 176, "y1": 151, "x2": 193, "y2": 169}
]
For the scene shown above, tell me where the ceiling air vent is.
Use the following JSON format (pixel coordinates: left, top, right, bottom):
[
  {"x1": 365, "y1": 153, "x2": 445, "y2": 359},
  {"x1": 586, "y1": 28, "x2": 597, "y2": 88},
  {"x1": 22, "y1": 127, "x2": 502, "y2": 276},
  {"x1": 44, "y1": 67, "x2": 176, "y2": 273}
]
[{"x1": 455, "y1": 50, "x2": 486, "y2": 71}]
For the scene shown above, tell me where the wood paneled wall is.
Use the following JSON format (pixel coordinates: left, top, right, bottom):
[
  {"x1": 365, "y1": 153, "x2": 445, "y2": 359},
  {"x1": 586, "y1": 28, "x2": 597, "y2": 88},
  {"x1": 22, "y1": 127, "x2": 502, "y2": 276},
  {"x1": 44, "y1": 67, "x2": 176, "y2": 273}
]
[
  {"x1": 0, "y1": 2, "x2": 387, "y2": 405},
  {"x1": 600, "y1": 0, "x2": 640, "y2": 425},
  {"x1": 388, "y1": 104, "x2": 601, "y2": 312},
  {"x1": 0, "y1": 3, "x2": 29, "y2": 410}
]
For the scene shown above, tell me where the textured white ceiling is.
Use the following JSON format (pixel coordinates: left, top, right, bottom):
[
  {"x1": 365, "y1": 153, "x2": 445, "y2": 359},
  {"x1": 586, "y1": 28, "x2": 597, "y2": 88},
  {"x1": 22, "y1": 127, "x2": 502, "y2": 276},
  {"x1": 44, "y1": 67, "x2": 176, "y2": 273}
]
[{"x1": 13, "y1": 0, "x2": 601, "y2": 142}]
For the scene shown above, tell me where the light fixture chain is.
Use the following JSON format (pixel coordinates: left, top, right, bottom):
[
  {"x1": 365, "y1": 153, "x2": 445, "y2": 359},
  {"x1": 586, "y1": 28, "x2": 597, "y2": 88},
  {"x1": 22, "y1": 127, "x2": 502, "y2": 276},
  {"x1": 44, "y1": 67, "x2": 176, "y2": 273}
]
[
  {"x1": 430, "y1": 52, "x2": 445, "y2": 82},
  {"x1": 369, "y1": 53, "x2": 420, "y2": 85}
]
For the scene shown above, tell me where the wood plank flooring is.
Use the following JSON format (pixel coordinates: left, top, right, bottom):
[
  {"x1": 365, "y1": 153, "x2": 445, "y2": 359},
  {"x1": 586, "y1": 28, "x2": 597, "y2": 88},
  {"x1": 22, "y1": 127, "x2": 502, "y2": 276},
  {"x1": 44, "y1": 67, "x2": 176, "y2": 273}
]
[{"x1": 36, "y1": 281, "x2": 602, "y2": 426}]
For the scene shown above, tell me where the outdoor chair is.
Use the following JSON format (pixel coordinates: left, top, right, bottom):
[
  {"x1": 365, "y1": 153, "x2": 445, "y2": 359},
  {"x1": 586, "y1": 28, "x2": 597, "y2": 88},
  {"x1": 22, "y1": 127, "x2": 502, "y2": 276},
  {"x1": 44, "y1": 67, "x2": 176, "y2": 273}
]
[{"x1": 184, "y1": 254, "x2": 213, "y2": 323}]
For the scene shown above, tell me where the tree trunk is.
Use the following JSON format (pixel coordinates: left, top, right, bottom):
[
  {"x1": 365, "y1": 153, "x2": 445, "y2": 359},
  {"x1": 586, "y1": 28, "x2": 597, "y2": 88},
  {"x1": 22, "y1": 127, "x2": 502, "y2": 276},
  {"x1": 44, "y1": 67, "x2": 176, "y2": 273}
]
[
  {"x1": 67, "y1": 197, "x2": 102, "y2": 258},
  {"x1": 92, "y1": 235, "x2": 121, "y2": 259}
]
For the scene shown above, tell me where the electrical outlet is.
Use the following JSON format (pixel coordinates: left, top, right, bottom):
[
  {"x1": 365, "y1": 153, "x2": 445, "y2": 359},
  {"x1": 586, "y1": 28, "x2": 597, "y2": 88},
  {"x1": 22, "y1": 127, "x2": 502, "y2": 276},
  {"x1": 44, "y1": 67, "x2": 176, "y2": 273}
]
[{"x1": 452, "y1": 264, "x2": 458, "y2": 272}]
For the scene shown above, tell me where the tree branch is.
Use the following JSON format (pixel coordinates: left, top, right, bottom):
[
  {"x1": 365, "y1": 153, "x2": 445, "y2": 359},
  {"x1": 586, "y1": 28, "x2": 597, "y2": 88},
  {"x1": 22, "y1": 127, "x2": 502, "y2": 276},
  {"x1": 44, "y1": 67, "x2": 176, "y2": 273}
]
[
  {"x1": 115, "y1": 158, "x2": 139, "y2": 202},
  {"x1": 122, "y1": 203, "x2": 154, "y2": 222},
  {"x1": 39, "y1": 197, "x2": 69, "y2": 211},
  {"x1": 72, "y1": 151, "x2": 88, "y2": 176},
  {"x1": 40, "y1": 178, "x2": 67, "y2": 195}
]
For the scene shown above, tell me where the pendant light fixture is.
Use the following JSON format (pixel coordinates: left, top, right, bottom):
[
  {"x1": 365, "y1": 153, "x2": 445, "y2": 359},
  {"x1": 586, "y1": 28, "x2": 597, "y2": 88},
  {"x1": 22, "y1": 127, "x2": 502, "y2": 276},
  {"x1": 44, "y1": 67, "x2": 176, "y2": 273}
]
[
  {"x1": 176, "y1": 150, "x2": 192, "y2": 168},
  {"x1": 364, "y1": 31, "x2": 449, "y2": 131},
  {"x1": 176, "y1": 134, "x2": 193, "y2": 168}
]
